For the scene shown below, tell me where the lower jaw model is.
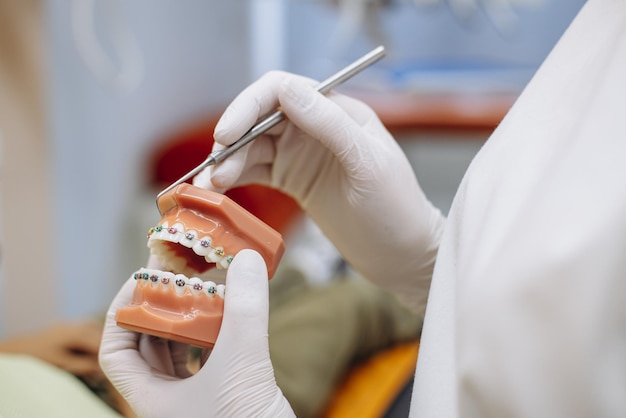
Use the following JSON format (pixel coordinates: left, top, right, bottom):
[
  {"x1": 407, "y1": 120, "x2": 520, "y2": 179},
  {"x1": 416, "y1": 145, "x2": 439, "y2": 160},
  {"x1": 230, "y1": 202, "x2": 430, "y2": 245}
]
[{"x1": 116, "y1": 183, "x2": 285, "y2": 348}]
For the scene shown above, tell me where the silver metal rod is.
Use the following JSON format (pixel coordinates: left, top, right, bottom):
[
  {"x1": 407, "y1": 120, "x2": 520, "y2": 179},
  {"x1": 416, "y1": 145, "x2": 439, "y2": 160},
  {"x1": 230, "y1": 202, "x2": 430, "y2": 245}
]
[{"x1": 156, "y1": 45, "x2": 385, "y2": 211}]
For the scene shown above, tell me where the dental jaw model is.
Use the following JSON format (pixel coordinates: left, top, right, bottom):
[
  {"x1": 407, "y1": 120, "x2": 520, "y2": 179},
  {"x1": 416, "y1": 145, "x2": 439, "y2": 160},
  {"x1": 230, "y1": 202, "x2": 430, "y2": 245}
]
[{"x1": 116, "y1": 183, "x2": 285, "y2": 347}]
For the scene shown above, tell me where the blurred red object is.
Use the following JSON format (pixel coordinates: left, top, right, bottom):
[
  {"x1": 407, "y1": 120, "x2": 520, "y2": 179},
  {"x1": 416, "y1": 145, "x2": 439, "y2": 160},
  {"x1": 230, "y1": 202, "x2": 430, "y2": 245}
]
[{"x1": 148, "y1": 116, "x2": 302, "y2": 236}]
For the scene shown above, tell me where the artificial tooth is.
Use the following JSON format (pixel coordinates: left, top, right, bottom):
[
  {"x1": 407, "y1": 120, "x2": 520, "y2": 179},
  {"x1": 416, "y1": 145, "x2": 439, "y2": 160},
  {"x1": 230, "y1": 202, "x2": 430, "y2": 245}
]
[
  {"x1": 148, "y1": 241, "x2": 165, "y2": 255},
  {"x1": 160, "y1": 271, "x2": 175, "y2": 288},
  {"x1": 134, "y1": 271, "x2": 149, "y2": 287},
  {"x1": 193, "y1": 236, "x2": 213, "y2": 257},
  {"x1": 150, "y1": 247, "x2": 168, "y2": 260},
  {"x1": 216, "y1": 284, "x2": 225, "y2": 298},
  {"x1": 180, "y1": 229, "x2": 198, "y2": 248},
  {"x1": 149, "y1": 274, "x2": 160, "y2": 287},
  {"x1": 152, "y1": 222, "x2": 168, "y2": 240},
  {"x1": 206, "y1": 251, "x2": 223, "y2": 264},
  {"x1": 203, "y1": 281, "x2": 217, "y2": 296},
  {"x1": 174, "y1": 274, "x2": 188, "y2": 295},
  {"x1": 147, "y1": 241, "x2": 166, "y2": 255},
  {"x1": 139, "y1": 270, "x2": 152, "y2": 282},
  {"x1": 218, "y1": 256, "x2": 232, "y2": 270},
  {"x1": 189, "y1": 277, "x2": 204, "y2": 295},
  {"x1": 162, "y1": 223, "x2": 183, "y2": 243}
]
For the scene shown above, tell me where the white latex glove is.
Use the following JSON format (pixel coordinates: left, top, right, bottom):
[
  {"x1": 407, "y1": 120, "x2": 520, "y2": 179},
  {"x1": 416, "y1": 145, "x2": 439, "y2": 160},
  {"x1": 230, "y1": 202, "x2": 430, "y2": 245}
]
[
  {"x1": 99, "y1": 250, "x2": 295, "y2": 418},
  {"x1": 194, "y1": 71, "x2": 445, "y2": 312}
]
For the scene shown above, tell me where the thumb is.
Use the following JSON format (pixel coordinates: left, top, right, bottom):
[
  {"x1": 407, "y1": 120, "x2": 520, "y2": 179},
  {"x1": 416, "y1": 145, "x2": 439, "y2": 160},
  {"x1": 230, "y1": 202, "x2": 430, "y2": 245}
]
[
  {"x1": 195, "y1": 249, "x2": 271, "y2": 382},
  {"x1": 217, "y1": 249, "x2": 270, "y2": 344},
  {"x1": 194, "y1": 250, "x2": 292, "y2": 418}
]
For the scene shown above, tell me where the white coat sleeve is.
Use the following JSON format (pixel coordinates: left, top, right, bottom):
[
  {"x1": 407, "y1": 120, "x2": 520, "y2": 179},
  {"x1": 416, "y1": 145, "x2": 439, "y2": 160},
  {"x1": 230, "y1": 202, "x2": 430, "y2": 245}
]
[{"x1": 411, "y1": 0, "x2": 626, "y2": 417}]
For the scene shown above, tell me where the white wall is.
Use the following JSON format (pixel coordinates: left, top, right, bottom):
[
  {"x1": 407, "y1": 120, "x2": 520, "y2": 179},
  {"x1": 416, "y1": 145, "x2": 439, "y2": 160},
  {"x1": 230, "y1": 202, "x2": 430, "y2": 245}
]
[{"x1": 44, "y1": 0, "x2": 252, "y2": 322}]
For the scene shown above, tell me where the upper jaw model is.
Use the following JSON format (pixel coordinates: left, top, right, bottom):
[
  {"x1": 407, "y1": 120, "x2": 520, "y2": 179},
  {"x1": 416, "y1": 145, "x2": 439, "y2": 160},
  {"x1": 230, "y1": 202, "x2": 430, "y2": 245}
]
[{"x1": 116, "y1": 183, "x2": 285, "y2": 347}]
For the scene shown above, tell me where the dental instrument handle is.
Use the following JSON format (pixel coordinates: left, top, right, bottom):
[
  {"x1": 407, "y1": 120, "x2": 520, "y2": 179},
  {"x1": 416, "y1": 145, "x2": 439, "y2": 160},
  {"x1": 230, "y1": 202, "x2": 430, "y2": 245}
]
[
  {"x1": 156, "y1": 45, "x2": 386, "y2": 211},
  {"x1": 210, "y1": 45, "x2": 386, "y2": 164}
]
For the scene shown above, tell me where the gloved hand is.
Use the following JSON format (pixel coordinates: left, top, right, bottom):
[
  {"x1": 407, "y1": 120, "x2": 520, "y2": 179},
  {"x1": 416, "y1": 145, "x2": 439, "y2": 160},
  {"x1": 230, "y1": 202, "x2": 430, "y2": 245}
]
[
  {"x1": 99, "y1": 250, "x2": 295, "y2": 418},
  {"x1": 194, "y1": 71, "x2": 445, "y2": 312}
]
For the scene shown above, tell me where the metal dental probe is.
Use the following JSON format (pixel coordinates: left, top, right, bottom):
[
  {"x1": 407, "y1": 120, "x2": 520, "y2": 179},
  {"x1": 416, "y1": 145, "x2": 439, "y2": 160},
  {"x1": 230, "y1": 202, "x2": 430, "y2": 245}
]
[{"x1": 155, "y1": 45, "x2": 386, "y2": 212}]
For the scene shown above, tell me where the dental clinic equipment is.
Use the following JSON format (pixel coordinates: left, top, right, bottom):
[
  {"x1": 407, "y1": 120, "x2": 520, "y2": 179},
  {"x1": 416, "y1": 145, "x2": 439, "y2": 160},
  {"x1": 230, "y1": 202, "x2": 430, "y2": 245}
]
[{"x1": 155, "y1": 45, "x2": 386, "y2": 213}]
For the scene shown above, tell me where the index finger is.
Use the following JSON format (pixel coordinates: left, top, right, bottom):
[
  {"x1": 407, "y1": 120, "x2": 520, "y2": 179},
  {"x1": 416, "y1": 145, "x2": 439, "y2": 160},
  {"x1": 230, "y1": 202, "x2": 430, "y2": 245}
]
[{"x1": 213, "y1": 71, "x2": 317, "y2": 146}]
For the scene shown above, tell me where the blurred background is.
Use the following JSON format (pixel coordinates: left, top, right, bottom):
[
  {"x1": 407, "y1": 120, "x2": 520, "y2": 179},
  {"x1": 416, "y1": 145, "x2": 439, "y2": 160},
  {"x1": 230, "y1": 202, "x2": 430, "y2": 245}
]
[{"x1": 0, "y1": 0, "x2": 586, "y2": 337}]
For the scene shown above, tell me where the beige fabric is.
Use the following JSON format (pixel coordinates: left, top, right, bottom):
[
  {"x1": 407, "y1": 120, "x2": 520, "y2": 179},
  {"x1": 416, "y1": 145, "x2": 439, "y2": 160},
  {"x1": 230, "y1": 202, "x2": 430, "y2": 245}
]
[
  {"x1": 269, "y1": 265, "x2": 421, "y2": 418},
  {"x1": 0, "y1": 0, "x2": 59, "y2": 335}
]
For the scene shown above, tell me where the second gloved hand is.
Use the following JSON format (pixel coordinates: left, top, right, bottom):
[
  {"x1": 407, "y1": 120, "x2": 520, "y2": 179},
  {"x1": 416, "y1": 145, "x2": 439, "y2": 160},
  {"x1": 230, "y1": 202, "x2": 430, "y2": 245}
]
[
  {"x1": 194, "y1": 71, "x2": 445, "y2": 312},
  {"x1": 99, "y1": 250, "x2": 295, "y2": 418}
]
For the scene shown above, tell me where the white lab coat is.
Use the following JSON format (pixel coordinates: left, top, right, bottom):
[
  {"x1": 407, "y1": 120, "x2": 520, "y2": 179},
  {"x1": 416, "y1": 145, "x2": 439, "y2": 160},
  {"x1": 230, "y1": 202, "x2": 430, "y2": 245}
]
[{"x1": 411, "y1": 0, "x2": 626, "y2": 416}]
